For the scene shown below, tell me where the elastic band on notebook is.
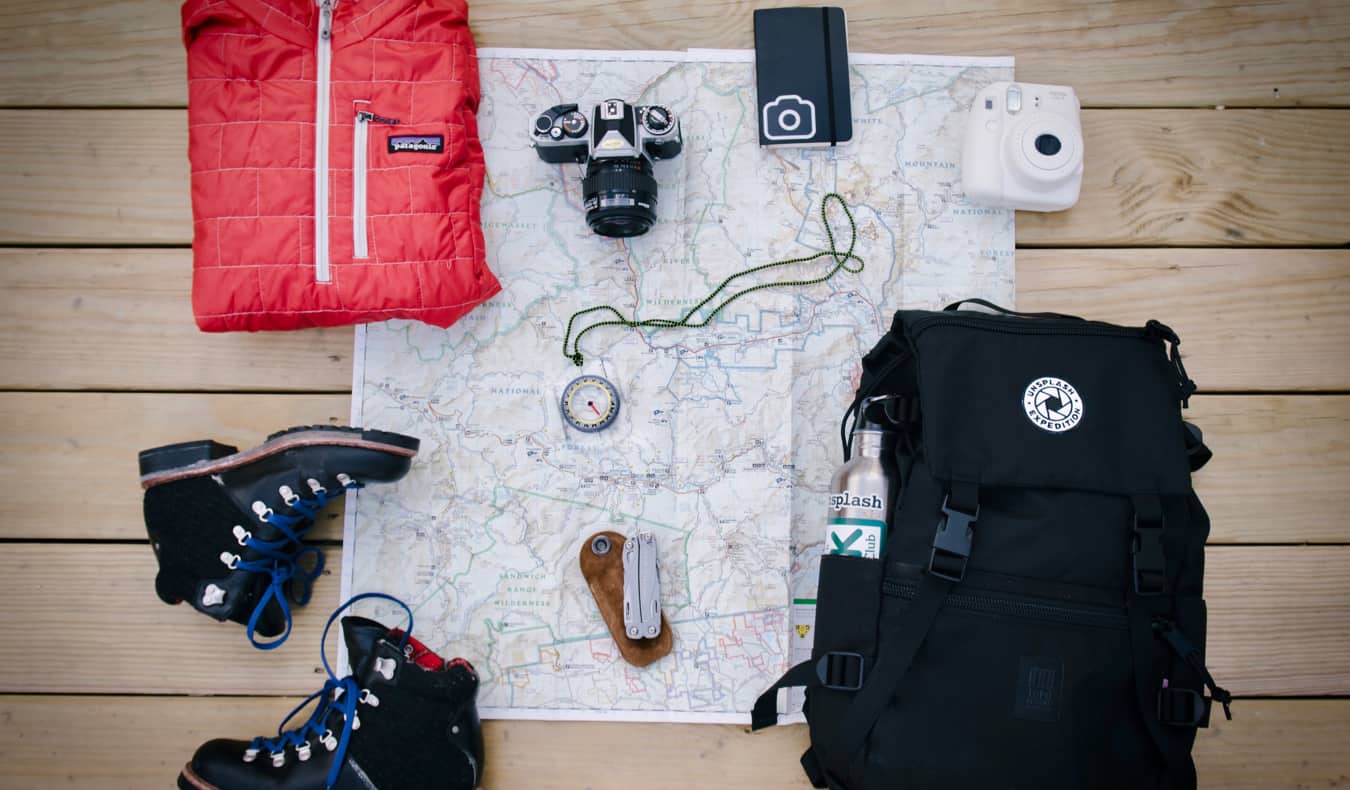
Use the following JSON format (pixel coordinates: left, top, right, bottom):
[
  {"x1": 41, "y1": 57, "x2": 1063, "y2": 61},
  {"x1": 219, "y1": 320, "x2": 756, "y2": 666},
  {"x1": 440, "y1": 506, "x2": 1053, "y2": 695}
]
[{"x1": 822, "y1": 7, "x2": 838, "y2": 146}]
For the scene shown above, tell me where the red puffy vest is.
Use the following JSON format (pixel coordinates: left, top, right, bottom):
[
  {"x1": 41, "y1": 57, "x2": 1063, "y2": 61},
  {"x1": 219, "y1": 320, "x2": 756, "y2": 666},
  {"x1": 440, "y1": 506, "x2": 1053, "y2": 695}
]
[{"x1": 183, "y1": 0, "x2": 500, "y2": 331}]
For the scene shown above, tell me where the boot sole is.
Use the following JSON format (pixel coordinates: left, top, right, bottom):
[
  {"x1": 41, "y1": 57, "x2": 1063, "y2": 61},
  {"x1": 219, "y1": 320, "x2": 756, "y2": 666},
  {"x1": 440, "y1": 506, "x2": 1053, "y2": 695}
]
[
  {"x1": 178, "y1": 763, "x2": 218, "y2": 790},
  {"x1": 140, "y1": 426, "x2": 419, "y2": 489}
]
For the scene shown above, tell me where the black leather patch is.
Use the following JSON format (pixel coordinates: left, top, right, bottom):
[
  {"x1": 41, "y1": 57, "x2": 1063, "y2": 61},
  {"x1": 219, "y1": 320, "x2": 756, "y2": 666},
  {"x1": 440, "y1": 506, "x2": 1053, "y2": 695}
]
[{"x1": 1014, "y1": 656, "x2": 1062, "y2": 722}]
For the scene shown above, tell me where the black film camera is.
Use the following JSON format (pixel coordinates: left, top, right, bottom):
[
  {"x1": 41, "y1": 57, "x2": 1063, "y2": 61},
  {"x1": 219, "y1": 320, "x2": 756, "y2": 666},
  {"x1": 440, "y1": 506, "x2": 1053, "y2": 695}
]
[{"x1": 531, "y1": 98, "x2": 683, "y2": 238}]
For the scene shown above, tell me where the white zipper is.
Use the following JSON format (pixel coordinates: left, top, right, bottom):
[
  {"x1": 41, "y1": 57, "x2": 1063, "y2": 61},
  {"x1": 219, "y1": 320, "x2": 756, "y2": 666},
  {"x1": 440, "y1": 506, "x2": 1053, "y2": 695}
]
[
  {"x1": 352, "y1": 110, "x2": 399, "y2": 260},
  {"x1": 313, "y1": 0, "x2": 334, "y2": 283}
]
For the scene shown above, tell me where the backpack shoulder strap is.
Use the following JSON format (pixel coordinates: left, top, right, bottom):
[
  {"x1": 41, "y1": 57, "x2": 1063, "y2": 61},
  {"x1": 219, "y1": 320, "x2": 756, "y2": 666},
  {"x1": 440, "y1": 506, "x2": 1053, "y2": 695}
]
[{"x1": 813, "y1": 570, "x2": 953, "y2": 784}]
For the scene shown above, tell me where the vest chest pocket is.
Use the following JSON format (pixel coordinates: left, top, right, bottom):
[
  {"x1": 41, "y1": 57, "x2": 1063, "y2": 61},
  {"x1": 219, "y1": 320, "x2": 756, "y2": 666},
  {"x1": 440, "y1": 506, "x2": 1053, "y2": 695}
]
[{"x1": 352, "y1": 111, "x2": 452, "y2": 262}]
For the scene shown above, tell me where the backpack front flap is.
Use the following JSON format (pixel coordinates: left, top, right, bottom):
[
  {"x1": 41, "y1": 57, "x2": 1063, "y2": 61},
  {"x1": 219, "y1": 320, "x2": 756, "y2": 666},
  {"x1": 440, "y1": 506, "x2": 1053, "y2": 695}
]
[{"x1": 899, "y1": 307, "x2": 1194, "y2": 497}]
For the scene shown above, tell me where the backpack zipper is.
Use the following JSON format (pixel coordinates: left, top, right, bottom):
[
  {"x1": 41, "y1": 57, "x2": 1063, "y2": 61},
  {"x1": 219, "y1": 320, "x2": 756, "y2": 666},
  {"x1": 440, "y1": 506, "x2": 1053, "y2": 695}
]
[
  {"x1": 352, "y1": 110, "x2": 399, "y2": 260},
  {"x1": 1154, "y1": 617, "x2": 1234, "y2": 719},
  {"x1": 312, "y1": 0, "x2": 335, "y2": 283},
  {"x1": 882, "y1": 578, "x2": 1127, "y2": 630},
  {"x1": 909, "y1": 313, "x2": 1148, "y2": 342},
  {"x1": 908, "y1": 312, "x2": 1196, "y2": 406}
]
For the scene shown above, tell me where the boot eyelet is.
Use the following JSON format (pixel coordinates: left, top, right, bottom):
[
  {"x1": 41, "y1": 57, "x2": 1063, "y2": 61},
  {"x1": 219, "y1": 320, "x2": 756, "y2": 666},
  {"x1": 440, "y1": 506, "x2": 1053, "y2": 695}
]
[
  {"x1": 337, "y1": 473, "x2": 355, "y2": 487},
  {"x1": 352, "y1": 713, "x2": 361, "y2": 730},
  {"x1": 359, "y1": 689, "x2": 380, "y2": 707},
  {"x1": 252, "y1": 501, "x2": 274, "y2": 523},
  {"x1": 202, "y1": 584, "x2": 227, "y2": 607},
  {"x1": 321, "y1": 729, "x2": 337, "y2": 750},
  {"x1": 242, "y1": 748, "x2": 259, "y2": 763},
  {"x1": 307, "y1": 478, "x2": 326, "y2": 495},
  {"x1": 278, "y1": 485, "x2": 299, "y2": 505},
  {"x1": 232, "y1": 525, "x2": 252, "y2": 546},
  {"x1": 297, "y1": 741, "x2": 312, "y2": 761},
  {"x1": 219, "y1": 552, "x2": 240, "y2": 570},
  {"x1": 270, "y1": 751, "x2": 285, "y2": 768}
]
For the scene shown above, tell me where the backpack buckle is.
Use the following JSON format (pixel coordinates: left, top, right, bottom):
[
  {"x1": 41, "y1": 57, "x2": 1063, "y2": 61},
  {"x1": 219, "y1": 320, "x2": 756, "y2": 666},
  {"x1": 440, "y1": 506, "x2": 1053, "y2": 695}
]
[
  {"x1": 815, "y1": 652, "x2": 865, "y2": 691},
  {"x1": 1157, "y1": 686, "x2": 1210, "y2": 727},
  {"x1": 1131, "y1": 514, "x2": 1166, "y2": 596},
  {"x1": 929, "y1": 496, "x2": 978, "y2": 582}
]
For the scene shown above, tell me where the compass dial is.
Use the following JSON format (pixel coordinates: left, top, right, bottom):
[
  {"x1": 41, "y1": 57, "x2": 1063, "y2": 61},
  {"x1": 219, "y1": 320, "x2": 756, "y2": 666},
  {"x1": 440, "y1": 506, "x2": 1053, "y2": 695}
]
[{"x1": 561, "y1": 375, "x2": 620, "y2": 432}]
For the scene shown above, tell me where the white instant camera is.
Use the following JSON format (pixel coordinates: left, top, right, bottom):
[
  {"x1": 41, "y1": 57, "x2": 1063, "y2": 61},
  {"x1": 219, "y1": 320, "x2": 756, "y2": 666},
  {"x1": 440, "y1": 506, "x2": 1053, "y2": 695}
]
[{"x1": 961, "y1": 82, "x2": 1083, "y2": 212}]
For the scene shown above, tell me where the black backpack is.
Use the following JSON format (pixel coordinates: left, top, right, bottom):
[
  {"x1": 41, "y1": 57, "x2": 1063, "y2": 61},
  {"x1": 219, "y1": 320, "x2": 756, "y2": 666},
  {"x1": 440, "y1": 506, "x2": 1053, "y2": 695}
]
[{"x1": 753, "y1": 300, "x2": 1232, "y2": 790}]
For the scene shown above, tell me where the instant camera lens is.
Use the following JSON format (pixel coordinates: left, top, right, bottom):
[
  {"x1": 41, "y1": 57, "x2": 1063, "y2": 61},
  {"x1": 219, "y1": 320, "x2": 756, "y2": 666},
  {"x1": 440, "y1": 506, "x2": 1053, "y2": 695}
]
[
  {"x1": 1034, "y1": 133, "x2": 1063, "y2": 156},
  {"x1": 581, "y1": 157, "x2": 659, "y2": 238}
]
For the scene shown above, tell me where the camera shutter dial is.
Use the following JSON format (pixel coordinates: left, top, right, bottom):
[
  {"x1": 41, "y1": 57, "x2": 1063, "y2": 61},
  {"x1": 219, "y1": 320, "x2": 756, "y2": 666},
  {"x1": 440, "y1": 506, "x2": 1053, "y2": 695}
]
[
  {"x1": 560, "y1": 111, "x2": 588, "y2": 138},
  {"x1": 642, "y1": 106, "x2": 674, "y2": 135}
]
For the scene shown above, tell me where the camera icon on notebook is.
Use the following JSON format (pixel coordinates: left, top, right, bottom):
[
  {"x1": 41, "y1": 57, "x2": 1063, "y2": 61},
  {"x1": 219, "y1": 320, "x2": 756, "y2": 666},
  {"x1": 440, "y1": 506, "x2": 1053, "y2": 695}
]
[{"x1": 762, "y1": 94, "x2": 817, "y2": 141}]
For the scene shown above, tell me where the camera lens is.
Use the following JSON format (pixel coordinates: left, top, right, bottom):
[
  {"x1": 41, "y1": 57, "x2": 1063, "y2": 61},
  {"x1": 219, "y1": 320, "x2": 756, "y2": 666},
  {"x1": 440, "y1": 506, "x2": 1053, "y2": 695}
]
[
  {"x1": 581, "y1": 157, "x2": 659, "y2": 238},
  {"x1": 1034, "y1": 133, "x2": 1062, "y2": 156}
]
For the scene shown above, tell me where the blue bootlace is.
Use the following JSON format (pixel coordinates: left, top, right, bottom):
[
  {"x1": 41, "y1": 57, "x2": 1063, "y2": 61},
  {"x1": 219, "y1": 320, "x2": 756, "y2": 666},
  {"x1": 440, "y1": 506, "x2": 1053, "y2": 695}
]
[
  {"x1": 224, "y1": 478, "x2": 363, "y2": 650},
  {"x1": 244, "y1": 593, "x2": 413, "y2": 789}
]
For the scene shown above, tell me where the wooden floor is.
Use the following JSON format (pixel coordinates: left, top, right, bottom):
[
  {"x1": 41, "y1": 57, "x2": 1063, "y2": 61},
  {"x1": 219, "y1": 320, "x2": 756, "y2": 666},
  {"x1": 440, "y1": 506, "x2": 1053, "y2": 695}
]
[{"x1": 1, "y1": 1, "x2": 1348, "y2": 787}]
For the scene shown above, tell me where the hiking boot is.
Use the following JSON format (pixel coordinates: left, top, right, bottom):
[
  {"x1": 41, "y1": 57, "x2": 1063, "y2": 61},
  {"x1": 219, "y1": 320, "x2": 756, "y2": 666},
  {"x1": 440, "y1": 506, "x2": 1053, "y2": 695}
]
[
  {"x1": 178, "y1": 594, "x2": 484, "y2": 790},
  {"x1": 139, "y1": 426, "x2": 419, "y2": 649}
]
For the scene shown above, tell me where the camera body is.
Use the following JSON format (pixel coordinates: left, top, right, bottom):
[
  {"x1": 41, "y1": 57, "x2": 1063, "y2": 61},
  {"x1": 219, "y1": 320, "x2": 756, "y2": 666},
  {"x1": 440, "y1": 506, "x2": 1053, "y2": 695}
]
[
  {"x1": 961, "y1": 82, "x2": 1083, "y2": 213},
  {"x1": 531, "y1": 99, "x2": 683, "y2": 237}
]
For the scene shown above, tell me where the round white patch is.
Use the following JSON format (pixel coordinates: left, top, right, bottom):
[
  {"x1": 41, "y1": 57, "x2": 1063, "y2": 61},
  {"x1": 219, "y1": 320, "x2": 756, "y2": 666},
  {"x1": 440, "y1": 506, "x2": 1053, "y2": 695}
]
[{"x1": 1023, "y1": 377, "x2": 1084, "y2": 433}]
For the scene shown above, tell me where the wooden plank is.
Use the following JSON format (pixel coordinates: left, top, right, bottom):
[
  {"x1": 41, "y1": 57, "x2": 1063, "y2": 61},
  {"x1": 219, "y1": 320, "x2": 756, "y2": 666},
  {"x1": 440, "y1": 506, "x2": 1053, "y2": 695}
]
[
  {"x1": 0, "y1": 545, "x2": 344, "y2": 696},
  {"x1": 0, "y1": 249, "x2": 354, "y2": 392},
  {"x1": 0, "y1": 544, "x2": 1342, "y2": 696},
  {"x1": 0, "y1": 695, "x2": 1341, "y2": 790},
  {"x1": 1019, "y1": 110, "x2": 1350, "y2": 246},
  {"x1": 1204, "y1": 547, "x2": 1350, "y2": 697},
  {"x1": 2, "y1": 1, "x2": 1349, "y2": 109},
  {"x1": 1190, "y1": 396, "x2": 1350, "y2": 545},
  {"x1": 1018, "y1": 249, "x2": 1350, "y2": 392},
  {"x1": 3, "y1": 245, "x2": 1349, "y2": 392},
  {"x1": 0, "y1": 0, "x2": 183, "y2": 108},
  {"x1": 0, "y1": 392, "x2": 351, "y2": 541},
  {"x1": 1, "y1": 392, "x2": 1344, "y2": 544},
  {"x1": 3, "y1": 108, "x2": 1349, "y2": 246},
  {"x1": 0, "y1": 111, "x2": 187, "y2": 245}
]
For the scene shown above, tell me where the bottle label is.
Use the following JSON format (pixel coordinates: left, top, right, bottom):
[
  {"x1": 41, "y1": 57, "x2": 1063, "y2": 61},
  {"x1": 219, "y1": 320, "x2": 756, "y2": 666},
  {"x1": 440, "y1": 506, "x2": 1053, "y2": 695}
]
[
  {"x1": 828, "y1": 490, "x2": 885, "y2": 512},
  {"x1": 827, "y1": 517, "x2": 886, "y2": 559}
]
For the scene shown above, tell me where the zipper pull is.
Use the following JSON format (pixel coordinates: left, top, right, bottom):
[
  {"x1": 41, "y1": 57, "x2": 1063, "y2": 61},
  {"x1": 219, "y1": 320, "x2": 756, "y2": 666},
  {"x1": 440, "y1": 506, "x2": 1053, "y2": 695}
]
[
  {"x1": 356, "y1": 111, "x2": 401, "y2": 125},
  {"x1": 1153, "y1": 618, "x2": 1234, "y2": 720},
  {"x1": 318, "y1": 0, "x2": 334, "y2": 41}
]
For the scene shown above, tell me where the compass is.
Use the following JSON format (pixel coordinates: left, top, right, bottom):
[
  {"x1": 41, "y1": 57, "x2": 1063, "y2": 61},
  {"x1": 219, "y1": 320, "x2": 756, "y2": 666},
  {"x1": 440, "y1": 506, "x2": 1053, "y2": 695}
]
[{"x1": 561, "y1": 375, "x2": 620, "y2": 432}]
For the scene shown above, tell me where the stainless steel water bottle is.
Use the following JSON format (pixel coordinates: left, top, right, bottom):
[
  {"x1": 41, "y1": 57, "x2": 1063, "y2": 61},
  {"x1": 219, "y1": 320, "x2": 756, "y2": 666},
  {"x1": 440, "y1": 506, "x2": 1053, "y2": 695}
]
[{"x1": 826, "y1": 396, "x2": 899, "y2": 559}]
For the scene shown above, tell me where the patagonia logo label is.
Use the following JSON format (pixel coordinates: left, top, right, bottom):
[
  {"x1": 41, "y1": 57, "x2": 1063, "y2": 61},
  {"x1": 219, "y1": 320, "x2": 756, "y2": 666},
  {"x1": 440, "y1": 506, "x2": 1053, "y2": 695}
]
[{"x1": 388, "y1": 135, "x2": 444, "y2": 154}]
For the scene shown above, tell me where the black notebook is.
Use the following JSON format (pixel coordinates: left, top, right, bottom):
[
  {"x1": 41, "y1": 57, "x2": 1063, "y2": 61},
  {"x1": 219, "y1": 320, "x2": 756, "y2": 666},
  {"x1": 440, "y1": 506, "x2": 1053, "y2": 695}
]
[{"x1": 753, "y1": 6, "x2": 852, "y2": 147}]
